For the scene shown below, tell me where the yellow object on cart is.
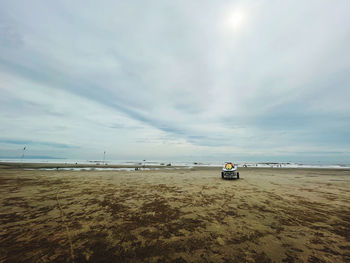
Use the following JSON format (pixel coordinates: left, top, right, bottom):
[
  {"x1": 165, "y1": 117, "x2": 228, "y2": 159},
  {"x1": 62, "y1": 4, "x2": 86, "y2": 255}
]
[{"x1": 225, "y1": 163, "x2": 233, "y2": 170}]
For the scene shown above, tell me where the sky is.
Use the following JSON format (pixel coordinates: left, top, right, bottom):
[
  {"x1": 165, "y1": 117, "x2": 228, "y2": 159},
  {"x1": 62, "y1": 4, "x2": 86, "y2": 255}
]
[{"x1": 0, "y1": 0, "x2": 349, "y2": 163}]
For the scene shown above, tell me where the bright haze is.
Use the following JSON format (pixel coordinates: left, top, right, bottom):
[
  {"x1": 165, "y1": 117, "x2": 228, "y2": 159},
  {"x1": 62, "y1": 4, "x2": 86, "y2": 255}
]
[{"x1": 0, "y1": 1, "x2": 349, "y2": 163}]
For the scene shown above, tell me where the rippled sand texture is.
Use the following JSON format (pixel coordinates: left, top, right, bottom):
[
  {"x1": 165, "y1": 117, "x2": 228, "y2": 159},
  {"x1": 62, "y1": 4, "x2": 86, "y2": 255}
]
[{"x1": 0, "y1": 166, "x2": 349, "y2": 262}]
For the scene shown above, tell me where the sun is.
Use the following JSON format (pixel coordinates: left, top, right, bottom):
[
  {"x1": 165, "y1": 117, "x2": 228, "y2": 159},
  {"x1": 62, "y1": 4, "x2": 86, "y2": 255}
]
[
  {"x1": 225, "y1": 9, "x2": 246, "y2": 31},
  {"x1": 229, "y1": 11, "x2": 244, "y2": 29}
]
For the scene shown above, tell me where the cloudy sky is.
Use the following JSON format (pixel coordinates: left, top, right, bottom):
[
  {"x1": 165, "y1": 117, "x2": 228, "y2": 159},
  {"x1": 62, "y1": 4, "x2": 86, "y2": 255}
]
[{"x1": 0, "y1": 0, "x2": 349, "y2": 163}]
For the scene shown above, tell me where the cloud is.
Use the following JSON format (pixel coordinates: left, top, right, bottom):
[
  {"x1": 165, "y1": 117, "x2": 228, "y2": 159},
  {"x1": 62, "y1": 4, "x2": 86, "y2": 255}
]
[
  {"x1": 0, "y1": 0, "x2": 349, "y2": 162},
  {"x1": 0, "y1": 139, "x2": 77, "y2": 148}
]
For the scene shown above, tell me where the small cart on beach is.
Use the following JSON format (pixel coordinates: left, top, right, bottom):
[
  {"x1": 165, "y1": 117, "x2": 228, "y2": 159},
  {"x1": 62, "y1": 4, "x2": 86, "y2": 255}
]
[{"x1": 221, "y1": 162, "x2": 239, "y2": 179}]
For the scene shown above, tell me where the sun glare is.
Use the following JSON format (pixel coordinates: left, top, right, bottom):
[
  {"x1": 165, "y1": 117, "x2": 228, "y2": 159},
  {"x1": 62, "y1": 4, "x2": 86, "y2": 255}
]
[{"x1": 226, "y1": 9, "x2": 246, "y2": 31}]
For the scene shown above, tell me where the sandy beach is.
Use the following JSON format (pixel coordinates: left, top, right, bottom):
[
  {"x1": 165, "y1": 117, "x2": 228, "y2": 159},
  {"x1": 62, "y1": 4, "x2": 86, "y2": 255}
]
[{"x1": 0, "y1": 163, "x2": 349, "y2": 262}]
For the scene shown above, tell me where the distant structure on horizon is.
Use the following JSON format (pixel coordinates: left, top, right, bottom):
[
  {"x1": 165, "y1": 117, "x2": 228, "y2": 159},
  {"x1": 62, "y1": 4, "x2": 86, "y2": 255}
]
[{"x1": 21, "y1": 146, "x2": 26, "y2": 161}]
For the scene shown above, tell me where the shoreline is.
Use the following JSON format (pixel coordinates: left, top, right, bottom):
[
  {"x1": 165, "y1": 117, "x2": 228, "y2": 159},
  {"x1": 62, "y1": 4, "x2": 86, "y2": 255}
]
[{"x1": 1, "y1": 161, "x2": 350, "y2": 171}]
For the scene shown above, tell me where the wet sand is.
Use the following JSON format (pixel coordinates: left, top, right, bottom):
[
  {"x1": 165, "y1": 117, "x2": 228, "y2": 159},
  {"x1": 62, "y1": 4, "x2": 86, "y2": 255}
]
[{"x1": 0, "y1": 164, "x2": 349, "y2": 262}]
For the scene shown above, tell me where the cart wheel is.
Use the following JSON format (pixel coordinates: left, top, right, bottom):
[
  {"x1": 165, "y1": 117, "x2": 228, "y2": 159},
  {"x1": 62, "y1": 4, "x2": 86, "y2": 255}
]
[
  {"x1": 221, "y1": 172, "x2": 224, "y2": 179},
  {"x1": 237, "y1": 172, "x2": 240, "y2": 179}
]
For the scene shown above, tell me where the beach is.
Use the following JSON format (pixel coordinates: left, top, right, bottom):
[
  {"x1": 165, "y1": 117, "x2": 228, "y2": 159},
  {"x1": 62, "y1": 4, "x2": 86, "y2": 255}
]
[{"x1": 0, "y1": 163, "x2": 349, "y2": 262}]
